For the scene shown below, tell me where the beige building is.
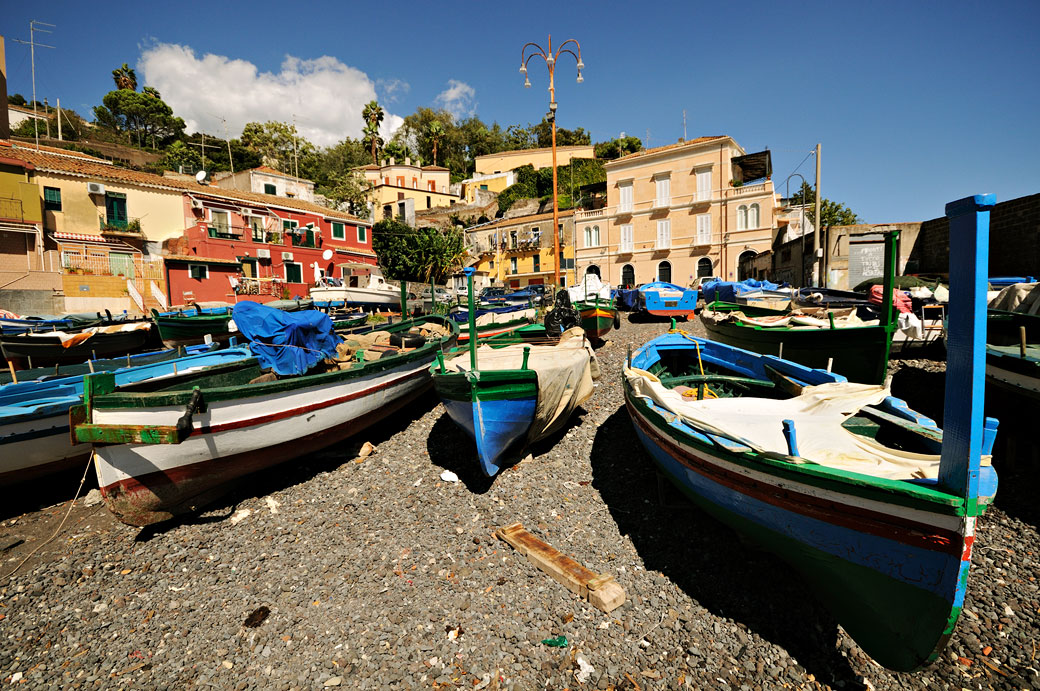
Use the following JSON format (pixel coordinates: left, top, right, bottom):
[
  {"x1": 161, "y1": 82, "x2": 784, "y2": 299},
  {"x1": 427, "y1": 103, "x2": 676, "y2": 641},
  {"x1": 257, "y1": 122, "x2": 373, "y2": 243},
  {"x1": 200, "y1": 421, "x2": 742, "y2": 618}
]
[
  {"x1": 214, "y1": 165, "x2": 316, "y2": 202},
  {"x1": 357, "y1": 158, "x2": 458, "y2": 218},
  {"x1": 575, "y1": 136, "x2": 777, "y2": 287},
  {"x1": 465, "y1": 210, "x2": 576, "y2": 288},
  {"x1": 459, "y1": 170, "x2": 515, "y2": 204},
  {"x1": 474, "y1": 145, "x2": 595, "y2": 176}
]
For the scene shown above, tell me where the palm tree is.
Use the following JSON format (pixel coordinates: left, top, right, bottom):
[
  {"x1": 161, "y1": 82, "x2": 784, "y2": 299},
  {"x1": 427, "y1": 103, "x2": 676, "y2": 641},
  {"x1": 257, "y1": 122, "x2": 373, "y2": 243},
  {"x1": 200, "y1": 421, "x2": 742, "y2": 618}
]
[
  {"x1": 361, "y1": 101, "x2": 384, "y2": 165},
  {"x1": 427, "y1": 120, "x2": 444, "y2": 167},
  {"x1": 362, "y1": 122, "x2": 383, "y2": 166},
  {"x1": 112, "y1": 63, "x2": 137, "y2": 91}
]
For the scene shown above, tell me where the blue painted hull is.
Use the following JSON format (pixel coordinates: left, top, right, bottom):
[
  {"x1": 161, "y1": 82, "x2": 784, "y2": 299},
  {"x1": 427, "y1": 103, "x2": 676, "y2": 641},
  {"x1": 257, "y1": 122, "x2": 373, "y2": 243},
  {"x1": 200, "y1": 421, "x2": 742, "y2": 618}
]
[
  {"x1": 638, "y1": 282, "x2": 698, "y2": 317},
  {"x1": 441, "y1": 396, "x2": 537, "y2": 477}
]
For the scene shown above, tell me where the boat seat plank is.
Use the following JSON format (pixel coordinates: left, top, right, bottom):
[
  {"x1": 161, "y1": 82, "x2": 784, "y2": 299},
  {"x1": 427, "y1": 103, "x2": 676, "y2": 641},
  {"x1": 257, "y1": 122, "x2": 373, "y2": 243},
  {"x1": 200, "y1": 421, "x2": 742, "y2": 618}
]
[
  {"x1": 658, "y1": 374, "x2": 774, "y2": 388},
  {"x1": 858, "y1": 405, "x2": 944, "y2": 443}
]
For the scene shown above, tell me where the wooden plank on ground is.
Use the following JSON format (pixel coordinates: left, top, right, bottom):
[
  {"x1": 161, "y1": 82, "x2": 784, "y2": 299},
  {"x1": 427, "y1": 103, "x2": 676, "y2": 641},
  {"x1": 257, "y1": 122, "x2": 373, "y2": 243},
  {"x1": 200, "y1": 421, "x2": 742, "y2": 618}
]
[{"x1": 495, "y1": 522, "x2": 625, "y2": 613}]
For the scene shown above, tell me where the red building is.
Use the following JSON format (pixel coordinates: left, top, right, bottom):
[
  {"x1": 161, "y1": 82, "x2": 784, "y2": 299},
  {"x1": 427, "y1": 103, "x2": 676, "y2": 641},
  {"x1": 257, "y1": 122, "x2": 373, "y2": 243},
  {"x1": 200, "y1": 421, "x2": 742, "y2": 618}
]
[{"x1": 164, "y1": 187, "x2": 374, "y2": 306}]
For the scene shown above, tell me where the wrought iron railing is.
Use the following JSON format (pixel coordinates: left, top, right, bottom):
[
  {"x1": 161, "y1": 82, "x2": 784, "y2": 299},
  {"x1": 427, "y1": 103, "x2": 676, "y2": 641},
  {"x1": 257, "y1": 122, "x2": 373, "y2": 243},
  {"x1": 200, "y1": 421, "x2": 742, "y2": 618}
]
[{"x1": 99, "y1": 216, "x2": 142, "y2": 233}]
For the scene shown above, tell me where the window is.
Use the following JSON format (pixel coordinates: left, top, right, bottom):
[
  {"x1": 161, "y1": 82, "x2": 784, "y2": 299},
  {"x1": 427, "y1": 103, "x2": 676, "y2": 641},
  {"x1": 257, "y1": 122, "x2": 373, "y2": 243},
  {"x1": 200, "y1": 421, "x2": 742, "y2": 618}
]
[
  {"x1": 618, "y1": 181, "x2": 633, "y2": 212},
  {"x1": 479, "y1": 184, "x2": 488, "y2": 191},
  {"x1": 188, "y1": 264, "x2": 208, "y2": 280},
  {"x1": 738, "y1": 250, "x2": 758, "y2": 280},
  {"x1": 412, "y1": 178, "x2": 418, "y2": 188},
  {"x1": 248, "y1": 216, "x2": 265, "y2": 242},
  {"x1": 264, "y1": 183, "x2": 277, "y2": 195},
  {"x1": 104, "y1": 192, "x2": 128, "y2": 228},
  {"x1": 510, "y1": 257, "x2": 518, "y2": 274},
  {"x1": 657, "y1": 260, "x2": 672, "y2": 283},
  {"x1": 585, "y1": 265, "x2": 600, "y2": 277},
  {"x1": 531, "y1": 227, "x2": 540, "y2": 244},
  {"x1": 510, "y1": 230, "x2": 518, "y2": 249},
  {"x1": 697, "y1": 214, "x2": 712, "y2": 245},
  {"x1": 427, "y1": 196, "x2": 431, "y2": 209},
  {"x1": 621, "y1": 264, "x2": 635, "y2": 287},
  {"x1": 696, "y1": 168, "x2": 712, "y2": 202},
  {"x1": 43, "y1": 187, "x2": 62, "y2": 211},
  {"x1": 209, "y1": 210, "x2": 230, "y2": 237},
  {"x1": 737, "y1": 205, "x2": 748, "y2": 231},
  {"x1": 748, "y1": 203, "x2": 760, "y2": 229},
  {"x1": 584, "y1": 225, "x2": 600, "y2": 247},
  {"x1": 620, "y1": 224, "x2": 634, "y2": 252},
  {"x1": 396, "y1": 176, "x2": 405, "y2": 187},
  {"x1": 655, "y1": 175, "x2": 670, "y2": 207},
  {"x1": 283, "y1": 219, "x2": 299, "y2": 233},
  {"x1": 384, "y1": 177, "x2": 390, "y2": 185},
  {"x1": 428, "y1": 180, "x2": 436, "y2": 191},
  {"x1": 656, "y1": 220, "x2": 671, "y2": 249},
  {"x1": 490, "y1": 260, "x2": 495, "y2": 268},
  {"x1": 285, "y1": 262, "x2": 303, "y2": 284},
  {"x1": 358, "y1": 225, "x2": 367, "y2": 243},
  {"x1": 697, "y1": 257, "x2": 713, "y2": 278},
  {"x1": 332, "y1": 222, "x2": 345, "y2": 240},
  {"x1": 533, "y1": 255, "x2": 540, "y2": 272}
]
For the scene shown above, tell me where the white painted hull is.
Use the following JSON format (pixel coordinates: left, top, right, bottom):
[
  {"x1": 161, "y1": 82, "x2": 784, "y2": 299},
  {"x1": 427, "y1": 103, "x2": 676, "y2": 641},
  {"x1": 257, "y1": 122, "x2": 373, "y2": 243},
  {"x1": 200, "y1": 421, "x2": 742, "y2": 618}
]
[
  {"x1": 309, "y1": 286, "x2": 399, "y2": 308},
  {"x1": 0, "y1": 414, "x2": 89, "y2": 485}
]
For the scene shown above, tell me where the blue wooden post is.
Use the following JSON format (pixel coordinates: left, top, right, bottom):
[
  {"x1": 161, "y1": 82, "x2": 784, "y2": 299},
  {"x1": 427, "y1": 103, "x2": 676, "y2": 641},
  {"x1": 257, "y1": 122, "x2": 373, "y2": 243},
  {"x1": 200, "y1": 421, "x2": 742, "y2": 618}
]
[
  {"x1": 938, "y1": 194, "x2": 995, "y2": 502},
  {"x1": 463, "y1": 267, "x2": 477, "y2": 371}
]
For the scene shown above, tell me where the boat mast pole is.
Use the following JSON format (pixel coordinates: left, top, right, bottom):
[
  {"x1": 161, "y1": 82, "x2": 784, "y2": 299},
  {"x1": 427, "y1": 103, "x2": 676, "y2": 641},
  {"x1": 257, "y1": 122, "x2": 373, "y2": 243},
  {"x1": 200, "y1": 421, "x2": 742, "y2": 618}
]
[
  {"x1": 464, "y1": 267, "x2": 477, "y2": 370},
  {"x1": 938, "y1": 194, "x2": 995, "y2": 503},
  {"x1": 879, "y1": 229, "x2": 899, "y2": 377}
]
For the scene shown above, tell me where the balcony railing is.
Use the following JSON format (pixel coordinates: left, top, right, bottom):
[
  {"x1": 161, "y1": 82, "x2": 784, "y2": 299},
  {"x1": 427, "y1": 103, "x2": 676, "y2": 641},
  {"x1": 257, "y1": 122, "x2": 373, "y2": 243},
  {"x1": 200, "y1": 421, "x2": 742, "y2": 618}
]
[
  {"x1": 61, "y1": 254, "x2": 163, "y2": 280},
  {"x1": 574, "y1": 208, "x2": 605, "y2": 221},
  {"x1": 237, "y1": 276, "x2": 281, "y2": 296},
  {"x1": 0, "y1": 198, "x2": 25, "y2": 221},
  {"x1": 100, "y1": 216, "x2": 142, "y2": 233}
]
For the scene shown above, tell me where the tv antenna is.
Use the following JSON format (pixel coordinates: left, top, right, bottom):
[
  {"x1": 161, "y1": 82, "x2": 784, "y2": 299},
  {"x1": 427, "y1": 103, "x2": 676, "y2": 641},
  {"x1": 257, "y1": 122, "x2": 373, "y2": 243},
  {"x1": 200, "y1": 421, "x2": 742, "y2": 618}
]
[{"x1": 12, "y1": 20, "x2": 56, "y2": 150}]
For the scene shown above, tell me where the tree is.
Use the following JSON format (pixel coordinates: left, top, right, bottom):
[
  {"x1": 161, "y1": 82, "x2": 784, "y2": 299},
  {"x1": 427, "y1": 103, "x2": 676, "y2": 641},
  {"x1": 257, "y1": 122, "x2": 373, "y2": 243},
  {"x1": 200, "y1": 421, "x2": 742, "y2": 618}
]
[
  {"x1": 361, "y1": 101, "x2": 385, "y2": 164},
  {"x1": 93, "y1": 85, "x2": 185, "y2": 148},
  {"x1": 320, "y1": 172, "x2": 372, "y2": 217},
  {"x1": 790, "y1": 181, "x2": 863, "y2": 227},
  {"x1": 531, "y1": 117, "x2": 591, "y2": 148},
  {"x1": 7, "y1": 94, "x2": 27, "y2": 107},
  {"x1": 427, "y1": 120, "x2": 444, "y2": 166},
  {"x1": 112, "y1": 63, "x2": 137, "y2": 91},
  {"x1": 382, "y1": 139, "x2": 410, "y2": 163},
  {"x1": 371, "y1": 218, "x2": 466, "y2": 284},
  {"x1": 157, "y1": 140, "x2": 202, "y2": 173},
  {"x1": 594, "y1": 136, "x2": 642, "y2": 160},
  {"x1": 240, "y1": 121, "x2": 313, "y2": 172}
]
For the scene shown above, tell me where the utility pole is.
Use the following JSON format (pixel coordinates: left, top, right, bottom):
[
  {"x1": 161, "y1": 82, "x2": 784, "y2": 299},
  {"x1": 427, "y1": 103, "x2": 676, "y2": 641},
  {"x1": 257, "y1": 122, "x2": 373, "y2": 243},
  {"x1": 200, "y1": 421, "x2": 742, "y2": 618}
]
[
  {"x1": 219, "y1": 116, "x2": 235, "y2": 180},
  {"x1": 814, "y1": 143, "x2": 823, "y2": 287},
  {"x1": 291, "y1": 114, "x2": 299, "y2": 179},
  {"x1": 13, "y1": 20, "x2": 55, "y2": 150},
  {"x1": 56, "y1": 97, "x2": 61, "y2": 141},
  {"x1": 682, "y1": 110, "x2": 687, "y2": 141}
]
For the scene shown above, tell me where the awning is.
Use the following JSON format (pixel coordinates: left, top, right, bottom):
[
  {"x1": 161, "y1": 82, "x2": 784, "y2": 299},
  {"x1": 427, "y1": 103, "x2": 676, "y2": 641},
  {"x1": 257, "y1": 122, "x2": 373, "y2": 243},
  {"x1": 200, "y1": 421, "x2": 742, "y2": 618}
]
[
  {"x1": 334, "y1": 247, "x2": 377, "y2": 258},
  {"x1": 51, "y1": 232, "x2": 138, "y2": 252},
  {"x1": 53, "y1": 231, "x2": 107, "y2": 242},
  {"x1": 731, "y1": 150, "x2": 773, "y2": 184}
]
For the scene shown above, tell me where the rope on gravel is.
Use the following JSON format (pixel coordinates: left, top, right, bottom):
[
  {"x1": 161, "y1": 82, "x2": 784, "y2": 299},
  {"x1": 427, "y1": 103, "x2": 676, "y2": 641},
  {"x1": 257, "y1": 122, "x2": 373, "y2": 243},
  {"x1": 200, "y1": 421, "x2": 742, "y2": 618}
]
[{"x1": 1, "y1": 454, "x2": 94, "y2": 581}]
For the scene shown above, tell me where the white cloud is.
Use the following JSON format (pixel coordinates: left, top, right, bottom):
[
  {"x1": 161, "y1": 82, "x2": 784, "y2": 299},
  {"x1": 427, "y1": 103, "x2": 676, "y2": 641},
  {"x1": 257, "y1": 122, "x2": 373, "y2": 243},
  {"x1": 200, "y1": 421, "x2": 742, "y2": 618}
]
[
  {"x1": 377, "y1": 78, "x2": 410, "y2": 104},
  {"x1": 138, "y1": 43, "x2": 403, "y2": 148},
  {"x1": 434, "y1": 79, "x2": 477, "y2": 119}
]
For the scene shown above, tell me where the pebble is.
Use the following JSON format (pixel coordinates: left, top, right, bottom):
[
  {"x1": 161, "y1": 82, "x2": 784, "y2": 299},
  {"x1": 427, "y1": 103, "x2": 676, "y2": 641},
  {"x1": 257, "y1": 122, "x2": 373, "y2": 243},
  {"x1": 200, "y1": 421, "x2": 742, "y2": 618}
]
[{"x1": 0, "y1": 318, "x2": 1035, "y2": 690}]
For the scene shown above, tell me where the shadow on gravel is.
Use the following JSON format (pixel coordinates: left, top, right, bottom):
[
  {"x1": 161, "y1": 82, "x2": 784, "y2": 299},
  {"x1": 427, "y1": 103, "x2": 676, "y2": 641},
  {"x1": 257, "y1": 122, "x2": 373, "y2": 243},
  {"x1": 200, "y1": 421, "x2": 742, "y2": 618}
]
[
  {"x1": 590, "y1": 407, "x2": 862, "y2": 687},
  {"x1": 133, "y1": 390, "x2": 442, "y2": 541},
  {"x1": 626, "y1": 312, "x2": 693, "y2": 325},
  {"x1": 890, "y1": 363, "x2": 1040, "y2": 528},
  {"x1": 0, "y1": 462, "x2": 99, "y2": 522},
  {"x1": 425, "y1": 404, "x2": 590, "y2": 494}
]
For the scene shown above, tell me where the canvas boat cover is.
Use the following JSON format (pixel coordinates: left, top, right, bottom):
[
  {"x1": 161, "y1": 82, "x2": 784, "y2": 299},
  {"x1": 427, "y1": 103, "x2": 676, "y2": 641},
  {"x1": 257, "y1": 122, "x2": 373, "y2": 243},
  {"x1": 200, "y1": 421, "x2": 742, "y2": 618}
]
[
  {"x1": 616, "y1": 288, "x2": 641, "y2": 311},
  {"x1": 567, "y1": 274, "x2": 613, "y2": 303},
  {"x1": 449, "y1": 305, "x2": 533, "y2": 323},
  {"x1": 624, "y1": 367, "x2": 981, "y2": 481},
  {"x1": 231, "y1": 301, "x2": 338, "y2": 375},
  {"x1": 457, "y1": 308, "x2": 537, "y2": 328},
  {"x1": 702, "y1": 279, "x2": 781, "y2": 304},
  {"x1": 701, "y1": 306, "x2": 878, "y2": 330},
  {"x1": 989, "y1": 282, "x2": 1040, "y2": 314},
  {"x1": 11, "y1": 321, "x2": 152, "y2": 348},
  {"x1": 443, "y1": 328, "x2": 597, "y2": 443}
]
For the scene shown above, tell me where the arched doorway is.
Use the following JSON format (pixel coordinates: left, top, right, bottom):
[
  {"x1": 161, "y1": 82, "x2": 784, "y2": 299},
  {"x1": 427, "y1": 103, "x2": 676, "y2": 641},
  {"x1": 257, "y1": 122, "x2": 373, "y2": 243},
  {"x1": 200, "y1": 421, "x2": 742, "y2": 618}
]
[
  {"x1": 657, "y1": 261, "x2": 672, "y2": 284},
  {"x1": 697, "y1": 257, "x2": 713, "y2": 278},
  {"x1": 737, "y1": 250, "x2": 757, "y2": 280},
  {"x1": 585, "y1": 265, "x2": 600, "y2": 277},
  {"x1": 621, "y1": 264, "x2": 635, "y2": 287}
]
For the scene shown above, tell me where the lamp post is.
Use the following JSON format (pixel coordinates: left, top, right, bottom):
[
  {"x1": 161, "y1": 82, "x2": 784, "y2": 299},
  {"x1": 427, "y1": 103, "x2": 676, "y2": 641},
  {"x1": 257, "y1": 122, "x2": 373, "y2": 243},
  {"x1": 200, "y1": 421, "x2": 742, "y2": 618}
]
[{"x1": 519, "y1": 34, "x2": 584, "y2": 288}]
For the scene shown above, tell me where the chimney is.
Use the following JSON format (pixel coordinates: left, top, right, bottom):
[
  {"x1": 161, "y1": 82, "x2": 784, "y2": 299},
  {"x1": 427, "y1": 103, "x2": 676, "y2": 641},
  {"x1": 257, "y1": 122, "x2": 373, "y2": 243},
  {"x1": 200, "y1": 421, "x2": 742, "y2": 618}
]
[{"x1": 0, "y1": 36, "x2": 10, "y2": 139}]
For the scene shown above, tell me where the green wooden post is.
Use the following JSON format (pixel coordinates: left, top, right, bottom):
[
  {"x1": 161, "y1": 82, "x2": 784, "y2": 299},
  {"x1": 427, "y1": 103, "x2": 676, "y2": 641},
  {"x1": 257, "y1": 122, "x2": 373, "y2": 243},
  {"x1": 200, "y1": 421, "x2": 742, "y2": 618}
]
[
  {"x1": 465, "y1": 268, "x2": 478, "y2": 371},
  {"x1": 521, "y1": 346, "x2": 531, "y2": 370},
  {"x1": 879, "y1": 229, "x2": 900, "y2": 378}
]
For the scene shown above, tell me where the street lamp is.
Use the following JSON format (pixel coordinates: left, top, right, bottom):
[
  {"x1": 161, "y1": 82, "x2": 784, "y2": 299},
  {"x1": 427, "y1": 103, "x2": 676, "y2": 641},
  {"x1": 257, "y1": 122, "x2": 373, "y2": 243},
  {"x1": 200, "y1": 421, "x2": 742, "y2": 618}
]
[{"x1": 519, "y1": 34, "x2": 584, "y2": 288}]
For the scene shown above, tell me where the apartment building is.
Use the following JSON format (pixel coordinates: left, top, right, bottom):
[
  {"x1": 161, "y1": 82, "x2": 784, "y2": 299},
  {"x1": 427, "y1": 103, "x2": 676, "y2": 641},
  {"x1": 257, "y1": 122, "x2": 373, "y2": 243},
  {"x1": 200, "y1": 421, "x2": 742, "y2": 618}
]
[
  {"x1": 465, "y1": 209, "x2": 576, "y2": 288},
  {"x1": 574, "y1": 136, "x2": 777, "y2": 287}
]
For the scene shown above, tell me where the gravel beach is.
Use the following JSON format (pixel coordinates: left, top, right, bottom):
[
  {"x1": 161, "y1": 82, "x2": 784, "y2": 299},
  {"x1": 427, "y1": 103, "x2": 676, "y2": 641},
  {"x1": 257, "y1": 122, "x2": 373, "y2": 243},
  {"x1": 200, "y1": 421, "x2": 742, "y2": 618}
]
[{"x1": 1, "y1": 317, "x2": 1037, "y2": 690}]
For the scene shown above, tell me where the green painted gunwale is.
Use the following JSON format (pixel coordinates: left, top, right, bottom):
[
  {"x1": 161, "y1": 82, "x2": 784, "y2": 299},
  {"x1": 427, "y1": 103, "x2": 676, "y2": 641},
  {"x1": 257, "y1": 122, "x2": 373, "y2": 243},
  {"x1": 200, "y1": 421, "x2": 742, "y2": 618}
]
[
  {"x1": 90, "y1": 316, "x2": 457, "y2": 410},
  {"x1": 623, "y1": 378, "x2": 979, "y2": 516},
  {"x1": 433, "y1": 369, "x2": 538, "y2": 403}
]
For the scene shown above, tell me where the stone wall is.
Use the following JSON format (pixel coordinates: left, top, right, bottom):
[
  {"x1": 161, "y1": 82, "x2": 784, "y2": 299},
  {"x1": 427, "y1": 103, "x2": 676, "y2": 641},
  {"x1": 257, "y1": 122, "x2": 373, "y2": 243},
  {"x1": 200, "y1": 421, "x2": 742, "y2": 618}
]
[
  {"x1": 0, "y1": 287, "x2": 65, "y2": 315},
  {"x1": 908, "y1": 193, "x2": 1040, "y2": 276}
]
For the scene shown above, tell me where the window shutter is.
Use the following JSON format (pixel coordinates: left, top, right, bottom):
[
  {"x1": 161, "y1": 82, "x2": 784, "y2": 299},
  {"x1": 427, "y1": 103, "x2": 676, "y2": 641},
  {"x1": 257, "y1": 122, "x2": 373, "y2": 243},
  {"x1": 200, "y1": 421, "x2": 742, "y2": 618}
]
[{"x1": 697, "y1": 169, "x2": 711, "y2": 201}]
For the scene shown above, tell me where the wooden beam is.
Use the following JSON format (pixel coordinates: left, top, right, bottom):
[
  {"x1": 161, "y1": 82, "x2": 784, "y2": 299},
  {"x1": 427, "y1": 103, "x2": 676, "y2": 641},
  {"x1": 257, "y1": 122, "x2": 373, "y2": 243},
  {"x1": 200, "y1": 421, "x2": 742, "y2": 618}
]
[{"x1": 495, "y1": 522, "x2": 625, "y2": 613}]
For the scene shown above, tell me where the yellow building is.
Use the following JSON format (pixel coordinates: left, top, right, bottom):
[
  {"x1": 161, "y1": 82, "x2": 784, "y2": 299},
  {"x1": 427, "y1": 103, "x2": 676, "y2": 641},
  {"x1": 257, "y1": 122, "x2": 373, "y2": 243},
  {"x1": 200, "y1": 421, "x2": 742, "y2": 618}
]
[
  {"x1": 459, "y1": 170, "x2": 514, "y2": 204},
  {"x1": 575, "y1": 136, "x2": 777, "y2": 287},
  {"x1": 465, "y1": 209, "x2": 576, "y2": 288},
  {"x1": 357, "y1": 157, "x2": 459, "y2": 217},
  {"x1": 473, "y1": 145, "x2": 595, "y2": 176}
]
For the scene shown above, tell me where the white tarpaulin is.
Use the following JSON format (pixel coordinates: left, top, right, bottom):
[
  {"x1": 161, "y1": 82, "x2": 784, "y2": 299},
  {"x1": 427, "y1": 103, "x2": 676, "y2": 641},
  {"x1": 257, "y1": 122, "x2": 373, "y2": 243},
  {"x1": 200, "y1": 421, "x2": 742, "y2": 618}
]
[
  {"x1": 567, "y1": 274, "x2": 613, "y2": 303},
  {"x1": 445, "y1": 328, "x2": 598, "y2": 443},
  {"x1": 989, "y1": 282, "x2": 1040, "y2": 314},
  {"x1": 624, "y1": 367, "x2": 966, "y2": 480}
]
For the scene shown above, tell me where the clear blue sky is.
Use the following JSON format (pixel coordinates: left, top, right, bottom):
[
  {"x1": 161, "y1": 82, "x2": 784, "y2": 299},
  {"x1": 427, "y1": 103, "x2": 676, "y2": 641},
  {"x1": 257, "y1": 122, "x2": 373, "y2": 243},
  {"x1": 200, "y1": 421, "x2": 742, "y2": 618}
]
[{"x1": 5, "y1": 0, "x2": 1039, "y2": 223}]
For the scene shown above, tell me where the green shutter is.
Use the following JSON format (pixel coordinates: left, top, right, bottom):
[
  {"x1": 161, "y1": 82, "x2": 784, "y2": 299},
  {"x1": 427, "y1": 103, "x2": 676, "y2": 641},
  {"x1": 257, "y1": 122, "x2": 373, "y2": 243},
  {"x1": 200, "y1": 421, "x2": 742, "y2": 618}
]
[
  {"x1": 332, "y1": 222, "x2": 345, "y2": 240},
  {"x1": 358, "y1": 225, "x2": 367, "y2": 243}
]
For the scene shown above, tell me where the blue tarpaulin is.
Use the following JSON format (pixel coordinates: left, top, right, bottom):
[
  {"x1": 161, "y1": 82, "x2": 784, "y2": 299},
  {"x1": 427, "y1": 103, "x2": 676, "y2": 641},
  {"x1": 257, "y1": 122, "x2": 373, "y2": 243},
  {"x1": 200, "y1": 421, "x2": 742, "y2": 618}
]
[
  {"x1": 616, "y1": 288, "x2": 641, "y2": 311},
  {"x1": 701, "y1": 279, "x2": 781, "y2": 304},
  {"x1": 232, "y1": 302, "x2": 339, "y2": 376}
]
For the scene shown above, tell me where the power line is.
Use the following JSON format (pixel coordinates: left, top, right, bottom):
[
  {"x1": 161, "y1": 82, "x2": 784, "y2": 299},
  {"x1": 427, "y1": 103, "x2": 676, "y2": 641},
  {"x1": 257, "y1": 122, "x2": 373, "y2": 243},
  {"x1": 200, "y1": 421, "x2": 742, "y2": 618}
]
[{"x1": 12, "y1": 20, "x2": 56, "y2": 149}]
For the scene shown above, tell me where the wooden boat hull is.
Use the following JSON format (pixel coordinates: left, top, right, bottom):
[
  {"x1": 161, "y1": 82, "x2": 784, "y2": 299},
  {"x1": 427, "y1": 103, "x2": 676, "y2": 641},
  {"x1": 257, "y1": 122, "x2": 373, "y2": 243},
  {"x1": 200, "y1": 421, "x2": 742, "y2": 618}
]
[
  {"x1": 89, "y1": 345, "x2": 445, "y2": 526},
  {"x1": 456, "y1": 318, "x2": 531, "y2": 344},
  {"x1": 701, "y1": 310, "x2": 892, "y2": 385},
  {"x1": 310, "y1": 287, "x2": 400, "y2": 311},
  {"x1": 0, "y1": 328, "x2": 153, "y2": 366},
  {"x1": 576, "y1": 303, "x2": 617, "y2": 340},
  {"x1": 151, "y1": 312, "x2": 233, "y2": 349},
  {"x1": 627, "y1": 389, "x2": 973, "y2": 671},
  {"x1": 434, "y1": 369, "x2": 538, "y2": 476}
]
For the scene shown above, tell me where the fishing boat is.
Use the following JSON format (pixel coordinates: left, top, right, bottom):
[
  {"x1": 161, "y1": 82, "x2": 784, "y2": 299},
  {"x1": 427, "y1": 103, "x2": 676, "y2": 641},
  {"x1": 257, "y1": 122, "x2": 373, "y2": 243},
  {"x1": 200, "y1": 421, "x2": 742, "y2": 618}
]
[
  {"x1": 431, "y1": 269, "x2": 598, "y2": 477},
  {"x1": 1, "y1": 322, "x2": 155, "y2": 367},
  {"x1": 0, "y1": 343, "x2": 213, "y2": 386},
  {"x1": 450, "y1": 305, "x2": 538, "y2": 343},
  {"x1": 72, "y1": 304, "x2": 457, "y2": 526},
  {"x1": 309, "y1": 263, "x2": 402, "y2": 311},
  {"x1": 0, "y1": 345, "x2": 253, "y2": 486},
  {"x1": 984, "y1": 283, "x2": 1040, "y2": 400},
  {"x1": 150, "y1": 305, "x2": 233, "y2": 348},
  {"x1": 625, "y1": 195, "x2": 999, "y2": 671},
  {"x1": 638, "y1": 281, "x2": 698, "y2": 318},
  {"x1": 568, "y1": 274, "x2": 620, "y2": 340}
]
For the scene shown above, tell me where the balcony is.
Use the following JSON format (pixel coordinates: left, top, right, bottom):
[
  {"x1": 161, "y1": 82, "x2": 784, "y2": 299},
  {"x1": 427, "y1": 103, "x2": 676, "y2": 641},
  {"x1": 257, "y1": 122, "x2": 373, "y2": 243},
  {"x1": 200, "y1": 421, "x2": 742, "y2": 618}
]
[
  {"x1": 574, "y1": 208, "x2": 605, "y2": 221},
  {"x1": 61, "y1": 254, "x2": 163, "y2": 280},
  {"x1": 100, "y1": 216, "x2": 142, "y2": 233},
  {"x1": 0, "y1": 198, "x2": 25, "y2": 222}
]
